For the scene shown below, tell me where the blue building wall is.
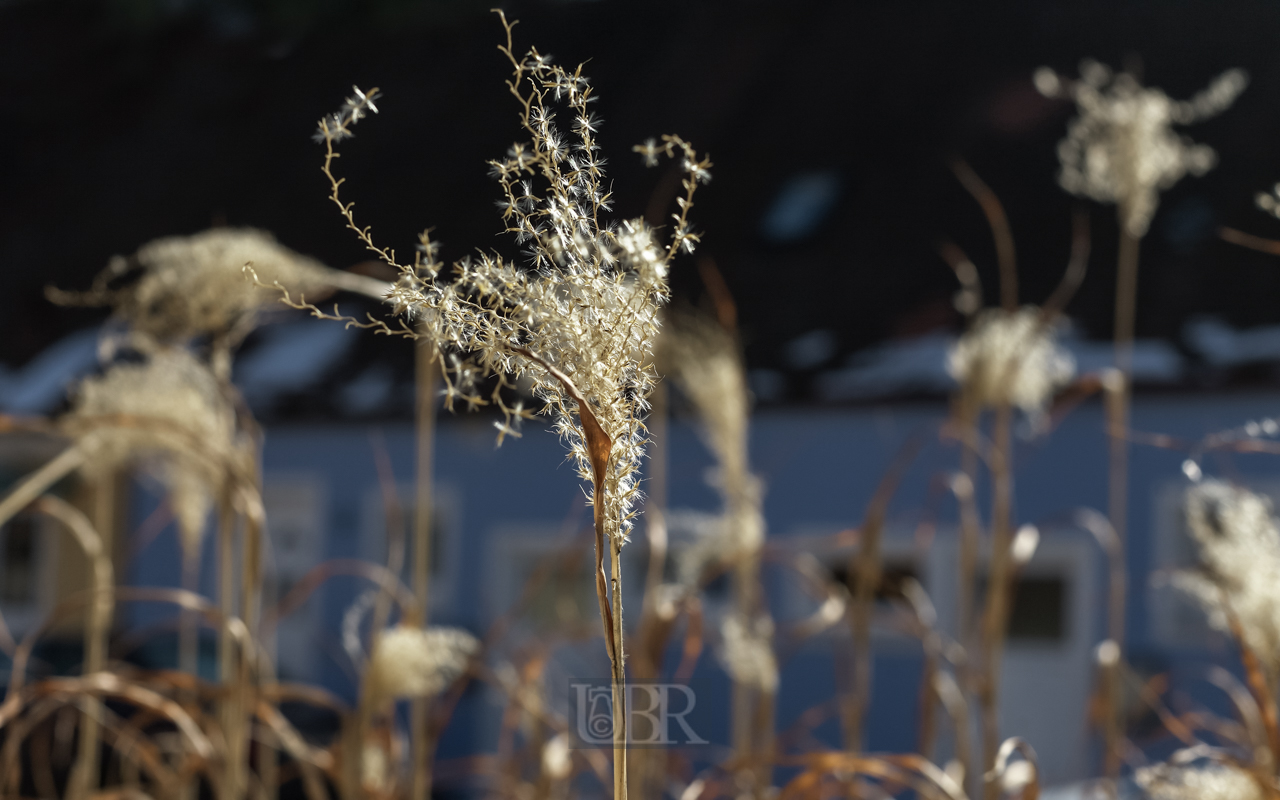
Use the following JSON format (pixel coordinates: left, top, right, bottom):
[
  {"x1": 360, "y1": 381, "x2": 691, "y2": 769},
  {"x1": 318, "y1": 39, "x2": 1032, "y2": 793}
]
[{"x1": 119, "y1": 390, "x2": 1280, "y2": 782}]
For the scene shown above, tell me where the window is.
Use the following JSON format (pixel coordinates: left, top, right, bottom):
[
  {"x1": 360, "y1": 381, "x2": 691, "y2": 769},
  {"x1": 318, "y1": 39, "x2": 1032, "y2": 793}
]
[
  {"x1": 977, "y1": 573, "x2": 1068, "y2": 642},
  {"x1": 1007, "y1": 576, "x2": 1066, "y2": 641},
  {"x1": 829, "y1": 560, "x2": 921, "y2": 607}
]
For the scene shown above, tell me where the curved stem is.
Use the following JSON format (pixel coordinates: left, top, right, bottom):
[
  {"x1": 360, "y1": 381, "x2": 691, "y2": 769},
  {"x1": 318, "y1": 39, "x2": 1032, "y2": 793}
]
[{"x1": 31, "y1": 496, "x2": 112, "y2": 800}]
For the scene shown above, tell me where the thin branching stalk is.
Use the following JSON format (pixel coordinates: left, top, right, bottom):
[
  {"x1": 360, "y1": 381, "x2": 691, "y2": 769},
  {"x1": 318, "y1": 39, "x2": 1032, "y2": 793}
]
[{"x1": 412, "y1": 342, "x2": 440, "y2": 800}]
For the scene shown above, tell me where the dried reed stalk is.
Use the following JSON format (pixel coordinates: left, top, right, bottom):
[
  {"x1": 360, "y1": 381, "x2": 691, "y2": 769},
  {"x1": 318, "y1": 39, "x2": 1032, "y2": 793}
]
[
  {"x1": 978, "y1": 402, "x2": 1014, "y2": 800},
  {"x1": 1101, "y1": 218, "x2": 1137, "y2": 786},
  {"x1": 630, "y1": 379, "x2": 669, "y2": 800},
  {"x1": 31, "y1": 495, "x2": 113, "y2": 800},
  {"x1": 845, "y1": 433, "x2": 927, "y2": 752},
  {"x1": 411, "y1": 337, "x2": 440, "y2": 800}
]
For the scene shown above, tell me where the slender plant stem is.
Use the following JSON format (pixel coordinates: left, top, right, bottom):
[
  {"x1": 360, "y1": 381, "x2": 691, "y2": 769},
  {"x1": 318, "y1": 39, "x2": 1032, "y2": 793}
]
[
  {"x1": 216, "y1": 488, "x2": 242, "y2": 800},
  {"x1": 980, "y1": 402, "x2": 1014, "y2": 800},
  {"x1": 412, "y1": 339, "x2": 440, "y2": 800},
  {"x1": 610, "y1": 534, "x2": 628, "y2": 800},
  {"x1": 178, "y1": 544, "x2": 201, "y2": 800},
  {"x1": 239, "y1": 491, "x2": 264, "y2": 800},
  {"x1": 41, "y1": 493, "x2": 112, "y2": 800},
  {"x1": 631, "y1": 380, "x2": 668, "y2": 800},
  {"x1": 1104, "y1": 217, "x2": 1139, "y2": 782},
  {"x1": 953, "y1": 408, "x2": 983, "y2": 799},
  {"x1": 0, "y1": 442, "x2": 88, "y2": 530}
]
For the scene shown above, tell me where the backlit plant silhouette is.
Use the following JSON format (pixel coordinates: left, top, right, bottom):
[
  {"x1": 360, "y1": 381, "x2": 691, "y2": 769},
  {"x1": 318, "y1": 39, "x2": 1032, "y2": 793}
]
[{"x1": 267, "y1": 12, "x2": 712, "y2": 799}]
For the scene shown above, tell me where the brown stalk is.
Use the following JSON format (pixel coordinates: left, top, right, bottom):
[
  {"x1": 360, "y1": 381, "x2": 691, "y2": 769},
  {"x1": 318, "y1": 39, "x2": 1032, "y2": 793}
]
[
  {"x1": 510, "y1": 344, "x2": 627, "y2": 800},
  {"x1": 630, "y1": 379, "x2": 668, "y2": 800},
  {"x1": 237, "y1": 481, "x2": 265, "y2": 800},
  {"x1": 933, "y1": 670, "x2": 971, "y2": 791},
  {"x1": 347, "y1": 433, "x2": 407, "y2": 797},
  {"x1": 255, "y1": 700, "x2": 331, "y2": 800},
  {"x1": 0, "y1": 441, "x2": 89, "y2": 530},
  {"x1": 1072, "y1": 508, "x2": 1127, "y2": 779},
  {"x1": 0, "y1": 673, "x2": 221, "y2": 792},
  {"x1": 1102, "y1": 202, "x2": 1141, "y2": 784},
  {"x1": 30, "y1": 496, "x2": 113, "y2": 800},
  {"x1": 950, "y1": 160, "x2": 1017, "y2": 311},
  {"x1": 845, "y1": 432, "x2": 928, "y2": 752},
  {"x1": 1220, "y1": 226, "x2": 1280, "y2": 255},
  {"x1": 1224, "y1": 606, "x2": 1280, "y2": 768},
  {"x1": 1040, "y1": 209, "x2": 1092, "y2": 321},
  {"x1": 978, "y1": 402, "x2": 1014, "y2": 800},
  {"x1": 214, "y1": 486, "x2": 243, "y2": 800},
  {"x1": 412, "y1": 337, "x2": 441, "y2": 800},
  {"x1": 8, "y1": 586, "x2": 258, "y2": 700}
]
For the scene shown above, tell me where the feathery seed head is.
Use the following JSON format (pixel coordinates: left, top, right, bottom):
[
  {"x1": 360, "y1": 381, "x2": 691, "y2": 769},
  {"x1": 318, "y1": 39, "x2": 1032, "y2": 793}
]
[
  {"x1": 366, "y1": 624, "x2": 479, "y2": 704},
  {"x1": 52, "y1": 228, "x2": 336, "y2": 346},
  {"x1": 1036, "y1": 60, "x2": 1246, "y2": 236},
  {"x1": 947, "y1": 306, "x2": 1074, "y2": 414},
  {"x1": 66, "y1": 349, "x2": 240, "y2": 555},
  {"x1": 1175, "y1": 480, "x2": 1280, "y2": 676},
  {"x1": 1135, "y1": 762, "x2": 1264, "y2": 800},
  {"x1": 313, "y1": 24, "x2": 710, "y2": 551},
  {"x1": 719, "y1": 613, "x2": 778, "y2": 692}
]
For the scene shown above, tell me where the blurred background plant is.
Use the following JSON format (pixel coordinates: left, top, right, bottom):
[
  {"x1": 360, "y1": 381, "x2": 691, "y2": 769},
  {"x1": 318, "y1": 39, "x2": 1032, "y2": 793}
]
[{"x1": 8, "y1": 2, "x2": 1280, "y2": 800}]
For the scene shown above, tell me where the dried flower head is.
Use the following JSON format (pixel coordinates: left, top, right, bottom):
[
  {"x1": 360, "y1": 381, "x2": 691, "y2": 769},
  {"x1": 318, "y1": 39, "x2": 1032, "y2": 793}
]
[
  {"x1": 947, "y1": 306, "x2": 1075, "y2": 414},
  {"x1": 663, "y1": 311, "x2": 751, "y2": 506},
  {"x1": 1135, "y1": 761, "x2": 1264, "y2": 800},
  {"x1": 365, "y1": 624, "x2": 479, "y2": 704},
  {"x1": 1256, "y1": 183, "x2": 1280, "y2": 219},
  {"x1": 50, "y1": 228, "x2": 371, "y2": 346},
  {"x1": 662, "y1": 311, "x2": 765, "y2": 582},
  {"x1": 65, "y1": 349, "x2": 241, "y2": 555},
  {"x1": 718, "y1": 612, "x2": 777, "y2": 692},
  {"x1": 1174, "y1": 481, "x2": 1280, "y2": 677},
  {"x1": 301, "y1": 18, "x2": 710, "y2": 553},
  {"x1": 1035, "y1": 60, "x2": 1246, "y2": 236}
]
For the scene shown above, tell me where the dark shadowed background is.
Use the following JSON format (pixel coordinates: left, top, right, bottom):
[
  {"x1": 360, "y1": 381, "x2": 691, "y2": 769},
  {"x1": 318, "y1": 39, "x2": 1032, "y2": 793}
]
[{"x1": 6, "y1": 0, "x2": 1280, "y2": 417}]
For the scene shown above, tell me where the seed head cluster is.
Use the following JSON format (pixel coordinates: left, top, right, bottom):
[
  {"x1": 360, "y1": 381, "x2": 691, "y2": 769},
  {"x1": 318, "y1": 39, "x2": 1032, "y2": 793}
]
[
  {"x1": 662, "y1": 312, "x2": 764, "y2": 565},
  {"x1": 307, "y1": 24, "x2": 710, "y2": 550},
  {"x1": 52, "y1": 228, "x2": 341, "y2": 346},
  {"x1": 1134, "y1": 762, "x2": 1264, "y2": 800},
  {"x1": 1034, "y1": 60, "x2": 1246, "y2": 236},
  {"x1": 65, "y1": 349, "x2": 242, "y2": 555},
  {"x1": 365, "y1": 624, "x2": 480, "y2": 704},
  {"x1": 719, "y1": 612, "x2": 778, "y2": 693},
  {"x1": 947, "y1": 306, "x2": 1075, "y2": 414},
  {"x1": 1174, "y1": 480, "x2": 1280, "y2": 678}
]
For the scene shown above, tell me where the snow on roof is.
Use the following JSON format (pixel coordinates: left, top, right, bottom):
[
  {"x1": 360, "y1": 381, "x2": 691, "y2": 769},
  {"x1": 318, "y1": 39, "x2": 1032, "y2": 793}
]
[
  {"x1": 1184, "y1": 316, "x2": 1280, "y2": 367},
  {"x1": 0, "y1": 327, "x2": 100, "y2": 414},
  {"x1": 234, "y1": 317, "x2": 360, "y2": 410},
  {"x1": 815, "y1": 328, "x2": 1185, "y2": 403}
]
